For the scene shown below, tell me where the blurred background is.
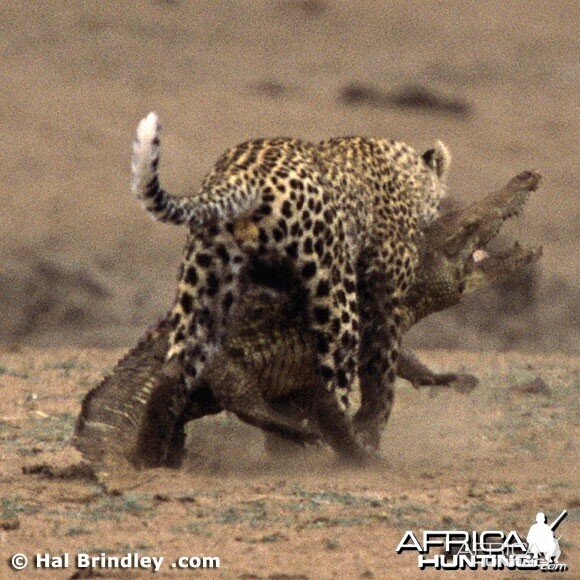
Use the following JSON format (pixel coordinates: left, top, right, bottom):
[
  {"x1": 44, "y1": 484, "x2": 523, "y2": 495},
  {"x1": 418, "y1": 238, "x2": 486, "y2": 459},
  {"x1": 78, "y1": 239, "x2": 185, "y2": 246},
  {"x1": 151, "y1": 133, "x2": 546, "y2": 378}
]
[{"x1": 1, "y1": 0, "x2": 578, "y2": 353}]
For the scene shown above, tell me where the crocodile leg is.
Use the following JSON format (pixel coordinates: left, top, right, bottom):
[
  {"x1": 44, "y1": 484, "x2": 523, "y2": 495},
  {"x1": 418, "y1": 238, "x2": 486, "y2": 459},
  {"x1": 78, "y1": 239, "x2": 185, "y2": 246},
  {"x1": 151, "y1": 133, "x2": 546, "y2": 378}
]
[
  {"x1": 397, "y1": 350, "x2": 478, "y2": 392},
  {"x1": 263, "y1": 350, "x2": 477, "y2": 456},
  {"x1": 160, "y1": 384, "x2": 224, "y2": 468},
  {"x1": 263, "y1": 390, "x2": 314, "y2": 456},
  {"x1": 207, "y1": 362, "x2": 321, "y2": 445}
]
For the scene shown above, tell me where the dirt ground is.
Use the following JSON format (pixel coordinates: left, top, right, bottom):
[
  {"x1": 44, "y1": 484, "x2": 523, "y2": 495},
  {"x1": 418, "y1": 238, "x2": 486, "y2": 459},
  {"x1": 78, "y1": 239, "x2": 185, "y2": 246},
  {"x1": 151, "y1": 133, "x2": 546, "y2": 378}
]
[
  {"x1": 0, "y1": 0, "x2": 578, "y2": 353},
  {"x1": 0, "y1": 349, "x2": 578, "y2": 578},
  {"x1": 1, "y1": 1, "x2": 578, "y2": 578}
]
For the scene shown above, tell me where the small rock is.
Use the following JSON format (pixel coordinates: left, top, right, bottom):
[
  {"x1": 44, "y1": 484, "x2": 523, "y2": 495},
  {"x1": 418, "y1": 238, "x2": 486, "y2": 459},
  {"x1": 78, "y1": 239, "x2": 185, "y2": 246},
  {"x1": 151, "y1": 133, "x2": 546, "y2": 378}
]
[
  {"x1": 510, "y1": 377, "x2": 551, "y2": 396},
  {"x1": 261, "y1": 532, "x2": 288, "y2": 543},
  {"x1": 452, "y1": 374, "x2": 479, "y2": 393},
  {"x1": 0, "y1": 516, "x2": 20, "y2": 530},
  {"x1": 252, "y1": 81, "x2": 289, "y2": 98},
  {"x1": 325, "y1": 538, "x2": 340, "y2": 550},
  {"x1": 22, "y1": 448, "x2": 96, "y2": 480},
  {"x1": 69, "y1": 568, "x2": 104, "y2": 579},
  {"x1": 467, "y1": 480, "x2": 494, "y2": 497},
  {"x1": 389, "y1": 84, "x2": 472, "y2": 116},
  {"x1": 338, "y1": 82, "x2": 471, "y2": 116},
  {"x1": 177, "y1": 494, "x2": 197, "y2": 504}
]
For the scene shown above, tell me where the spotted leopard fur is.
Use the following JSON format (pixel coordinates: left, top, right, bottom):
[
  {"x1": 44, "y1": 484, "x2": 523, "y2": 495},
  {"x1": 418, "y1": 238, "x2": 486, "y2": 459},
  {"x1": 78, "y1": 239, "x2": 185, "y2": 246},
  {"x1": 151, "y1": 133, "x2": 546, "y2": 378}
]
[{"x1": 131, "y1": 112, "x2": 450, "y2": 461}]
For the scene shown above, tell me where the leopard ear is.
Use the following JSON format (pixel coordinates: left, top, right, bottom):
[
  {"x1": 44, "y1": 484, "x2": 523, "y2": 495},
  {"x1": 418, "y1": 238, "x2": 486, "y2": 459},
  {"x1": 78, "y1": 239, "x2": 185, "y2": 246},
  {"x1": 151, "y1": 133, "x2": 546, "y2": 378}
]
[{"x1": 422, "y1": 140, "x2": 451, "y2": 180}]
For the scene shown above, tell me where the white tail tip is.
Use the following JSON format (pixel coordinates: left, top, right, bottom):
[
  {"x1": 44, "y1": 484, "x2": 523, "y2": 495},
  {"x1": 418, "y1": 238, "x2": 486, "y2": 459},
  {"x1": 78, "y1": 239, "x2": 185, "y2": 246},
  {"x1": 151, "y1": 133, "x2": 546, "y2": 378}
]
[{"x1": 136, "y1": 112, "x2": 159, "y2": 143}]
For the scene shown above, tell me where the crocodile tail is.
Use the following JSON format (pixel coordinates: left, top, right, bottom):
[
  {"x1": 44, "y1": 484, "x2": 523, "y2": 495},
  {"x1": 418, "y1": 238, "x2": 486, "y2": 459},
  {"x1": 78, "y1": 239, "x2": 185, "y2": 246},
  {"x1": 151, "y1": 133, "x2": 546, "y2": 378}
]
[{"x1": 131, "y1": 112, "x2": 257, "y2": 227}]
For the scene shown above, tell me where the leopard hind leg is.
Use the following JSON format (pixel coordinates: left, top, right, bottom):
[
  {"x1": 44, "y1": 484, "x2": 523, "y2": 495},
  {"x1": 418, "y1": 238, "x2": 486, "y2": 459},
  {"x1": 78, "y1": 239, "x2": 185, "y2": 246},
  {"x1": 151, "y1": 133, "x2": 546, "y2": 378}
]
[
  {"x1": 168, "y1": 224, "x2": 247, "y2": 390},
  {"x1": 293, "y1": 228, "x2": 372, "y2": 463},
  {"x1": 353, "y1": 255, "x2": 403, "y2": 451}
]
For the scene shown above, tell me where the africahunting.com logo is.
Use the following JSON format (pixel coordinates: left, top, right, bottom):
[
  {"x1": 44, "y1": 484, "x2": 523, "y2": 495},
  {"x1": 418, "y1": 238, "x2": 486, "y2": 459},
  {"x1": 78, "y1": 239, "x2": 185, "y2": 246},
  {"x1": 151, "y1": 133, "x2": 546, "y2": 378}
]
[{"x1": 396, "y1": 510, "x2": 568, "y2": 572}]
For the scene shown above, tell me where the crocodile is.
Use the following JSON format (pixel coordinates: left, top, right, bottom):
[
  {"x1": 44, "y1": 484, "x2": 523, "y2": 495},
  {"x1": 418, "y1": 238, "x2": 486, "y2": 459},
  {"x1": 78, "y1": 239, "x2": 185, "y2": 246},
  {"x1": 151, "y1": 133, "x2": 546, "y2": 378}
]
[{"x1": 72, "y1": 171, "x2": 542, "y2": 469}]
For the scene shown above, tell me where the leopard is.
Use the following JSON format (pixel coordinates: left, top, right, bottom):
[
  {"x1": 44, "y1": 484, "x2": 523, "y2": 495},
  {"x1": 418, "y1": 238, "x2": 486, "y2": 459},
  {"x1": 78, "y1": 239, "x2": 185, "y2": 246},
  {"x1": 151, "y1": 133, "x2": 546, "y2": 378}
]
[{"x1": 130, "y1": 112, "x2": 451, "y2": 462}]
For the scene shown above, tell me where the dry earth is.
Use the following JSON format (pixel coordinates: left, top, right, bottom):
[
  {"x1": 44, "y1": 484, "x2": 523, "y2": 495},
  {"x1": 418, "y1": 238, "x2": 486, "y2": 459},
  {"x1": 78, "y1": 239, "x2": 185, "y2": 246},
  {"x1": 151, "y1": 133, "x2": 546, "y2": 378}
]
[
  {"x1": 1, "y1": 0, "x2": 578, "y2": 353},
  {"x1": 1, "y1": 1, "x2": 578, "y2": 578},
  {"x1": 0, "y1": 349, "x2": 578, "y2": 578}
]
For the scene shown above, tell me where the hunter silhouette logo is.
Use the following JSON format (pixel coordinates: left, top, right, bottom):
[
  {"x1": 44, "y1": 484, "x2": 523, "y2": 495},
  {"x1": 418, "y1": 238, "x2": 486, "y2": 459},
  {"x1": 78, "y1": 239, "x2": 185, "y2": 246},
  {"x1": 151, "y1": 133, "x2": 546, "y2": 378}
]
[
  {"x1": 526, "y1": 511, "x2": 566, "y2": 565},
  {"x1": 396, "y1": 510, "x2": 569, "y2": 571}
]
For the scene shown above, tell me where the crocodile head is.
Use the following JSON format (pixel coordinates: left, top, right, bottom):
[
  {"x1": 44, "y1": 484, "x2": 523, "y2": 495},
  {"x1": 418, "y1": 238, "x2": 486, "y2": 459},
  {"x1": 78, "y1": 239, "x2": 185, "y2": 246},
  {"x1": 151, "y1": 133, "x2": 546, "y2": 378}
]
[{"x1": 402, "y1": 171, "x2": 543, "y2": 329}]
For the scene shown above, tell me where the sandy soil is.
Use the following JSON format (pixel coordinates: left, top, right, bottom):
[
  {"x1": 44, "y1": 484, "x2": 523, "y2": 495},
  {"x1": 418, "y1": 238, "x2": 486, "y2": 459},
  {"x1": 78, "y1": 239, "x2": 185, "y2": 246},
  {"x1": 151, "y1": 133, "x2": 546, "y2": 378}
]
[
  {"x1": 0, "y1": 2, "x2": 578, "y2": 578},
  {"x1": 0, "y1": 0, "x2": 578, "y2": 353},
  {"x1": 0, "y1": 348, "x2": 578, "y2": 578}
]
